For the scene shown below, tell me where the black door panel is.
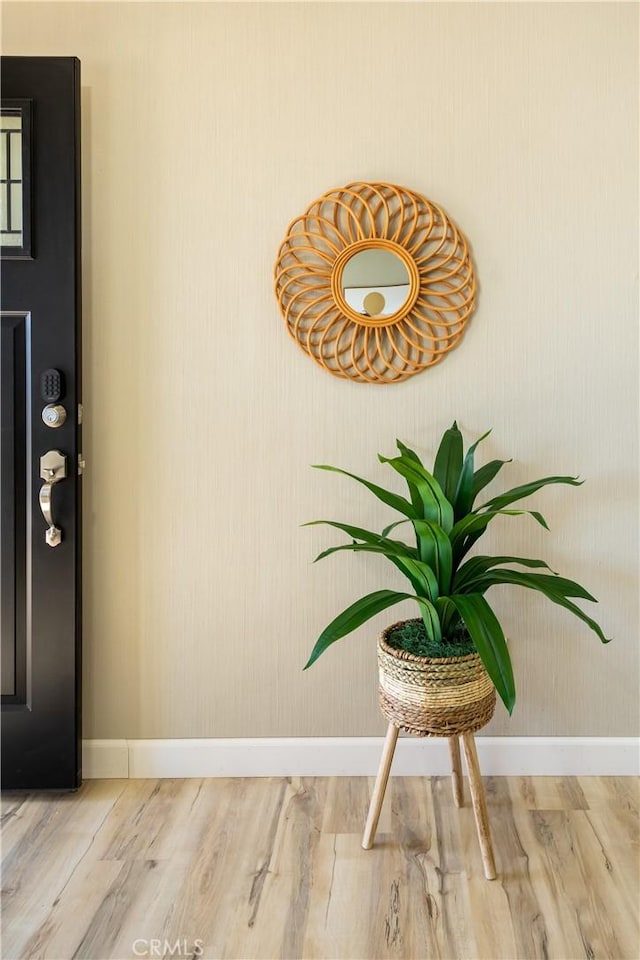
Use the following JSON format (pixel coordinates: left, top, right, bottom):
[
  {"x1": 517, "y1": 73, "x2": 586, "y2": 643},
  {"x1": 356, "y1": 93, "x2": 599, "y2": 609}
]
[{"x1": 1, "y1": 57, "x2": 82, "y2": 790}]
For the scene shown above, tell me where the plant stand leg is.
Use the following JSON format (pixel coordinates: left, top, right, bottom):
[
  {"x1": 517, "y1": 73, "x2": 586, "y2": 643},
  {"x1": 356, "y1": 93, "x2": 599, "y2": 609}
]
[
  {"x1": 461, "y1": 733, "x2": 497, "y2": 879},
  {"x1": 362, "y1": 723, "x2": 399, "y2": 850},
  {"x1": 448, "y1": 736, "x2": 464, "y2": 807}
]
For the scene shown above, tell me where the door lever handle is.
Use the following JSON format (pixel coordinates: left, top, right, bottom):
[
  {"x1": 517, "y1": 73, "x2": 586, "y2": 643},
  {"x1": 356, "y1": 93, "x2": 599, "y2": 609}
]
[{"x1": 39, "y1": 450, "x2": 67, "y2": 547}]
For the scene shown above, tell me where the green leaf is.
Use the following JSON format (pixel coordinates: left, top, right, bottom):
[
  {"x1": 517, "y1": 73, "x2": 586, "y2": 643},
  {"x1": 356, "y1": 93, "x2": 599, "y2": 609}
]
[
  {"x1": 467, "y1": 569, "x2": 597, "y2": 602},
  {"x1": 310, "y1": 542, "x2": 438, "y2": 600},
  {"x1": 393, "y1": 441, "x2": 425, "y2": 513},
  {"x1": 303, "y1": 520, "x2": 416, "y2": 557},
  {"x1": 470, "y1": 570, "x2": 611, "y2": 644},
  {"x1": 435, "y1": 596, "x2": 459, "y2": 634},
  {"x1": 453, "y1": 430, "x2": 491, "y2": 520},
  {"x1": 433, "y1": 421, "x2": 463, "y2": 503},
  {"x1": 480, "y1": 476, "x2": 583, "y2": 512},
  {"x1": 453, "y1": 555, "x2": 557, "y2": 592},
  {"x1": 381, "y1": 516, "x2": 430, "y2": 559},
  {"x1": 471, "y1": 459, "x2": 511, "y2": 503},
  {"x1": 303, "y1": 589, "x2": 414, "y2": 669},
  {"x1": 379, "y1": 455, "x2": 454, "y2": 532},
  {"x1": 543, "y1": 594, "x2": 612, "y2": 644},
  {"x1": 449, "y1": 593, "x2": 516, "y2": 714},
  {"x1": 392, "y1": 557, "x2": 440, "y2": 602},
  {"x1": 415, "y1": 597, "x2": 442, "y2": 644},
  {"x1": 396, "y1": 439, "x2": 424, "y2": 467},
  {"x1": 381, "y1": 518, "x2": 412, "y2": 538},
  {"x1": 312, "y1": 465, "x2": 417, "y2": 520},
  {"x1": 313, "y1": 543, "x2": 413, "y2": 563},
  {"x1": 450, "y1": 509, "x2": 549, "y2": 567},
  {"x1": 411, "y1": 519, "x2": 453, "y2": 594}
]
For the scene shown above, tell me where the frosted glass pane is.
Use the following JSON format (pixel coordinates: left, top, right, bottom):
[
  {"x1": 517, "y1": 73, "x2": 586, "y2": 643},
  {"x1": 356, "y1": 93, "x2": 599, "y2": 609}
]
[
  {"x1": 0, "y1": 184, "x2": 7, "y2": 231},
  {"x1": 10, "y1": 133, "x2": 22, "y2": 180},
  {"x1": 0, "y1": 234, "x2": 22, "y2": 246},
  {"x1": 10, "y1": 184, "x2": 22, "y2": 231}
]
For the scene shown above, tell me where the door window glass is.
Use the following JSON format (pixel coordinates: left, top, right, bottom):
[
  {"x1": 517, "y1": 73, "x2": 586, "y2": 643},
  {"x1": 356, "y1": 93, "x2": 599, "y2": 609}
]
[{"x1": 1, "y1": 103, "x2": 31, "y2": 258}]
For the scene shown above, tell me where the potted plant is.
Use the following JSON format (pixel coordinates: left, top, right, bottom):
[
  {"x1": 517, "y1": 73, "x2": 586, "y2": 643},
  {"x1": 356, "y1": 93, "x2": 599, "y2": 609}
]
[{"x1": 303, "y1": 422, "x2": 610, "y2": 877}]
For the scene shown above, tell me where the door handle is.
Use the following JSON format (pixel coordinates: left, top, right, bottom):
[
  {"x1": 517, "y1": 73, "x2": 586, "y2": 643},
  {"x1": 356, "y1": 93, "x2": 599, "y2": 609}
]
[{"x1": 39, "y1": 450, "x2": 67, "y2": 547}]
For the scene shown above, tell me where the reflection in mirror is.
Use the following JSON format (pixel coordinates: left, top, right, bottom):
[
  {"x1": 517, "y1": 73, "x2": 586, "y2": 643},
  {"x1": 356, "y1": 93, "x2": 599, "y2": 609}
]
[{"x1": 341, "y1": 248, "x2": 410, "y2": 318}]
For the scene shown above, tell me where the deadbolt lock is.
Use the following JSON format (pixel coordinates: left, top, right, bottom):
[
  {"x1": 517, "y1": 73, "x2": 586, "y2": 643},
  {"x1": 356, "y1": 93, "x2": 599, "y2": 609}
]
[{"x1": 42, "y1": 404, "x2": 67, "y2": 428}]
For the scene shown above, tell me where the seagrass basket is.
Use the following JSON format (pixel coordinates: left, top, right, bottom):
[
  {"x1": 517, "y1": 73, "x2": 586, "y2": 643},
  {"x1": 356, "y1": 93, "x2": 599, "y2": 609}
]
[{"x1": 378, "y1": 620, "x2": 496, "y2": 737}]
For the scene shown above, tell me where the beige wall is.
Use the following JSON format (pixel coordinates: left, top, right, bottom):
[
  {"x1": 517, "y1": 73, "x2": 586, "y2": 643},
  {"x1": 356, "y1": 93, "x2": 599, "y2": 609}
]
[{"x1": 3, "y1": 2, "x2": 638, "y2": 739}]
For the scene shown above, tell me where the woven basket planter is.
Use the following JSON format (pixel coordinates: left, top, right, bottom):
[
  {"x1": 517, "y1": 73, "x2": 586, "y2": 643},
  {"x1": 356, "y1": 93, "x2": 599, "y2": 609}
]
[{"x1": 378, "y1": 620, "x2": 496, "y2": 737}]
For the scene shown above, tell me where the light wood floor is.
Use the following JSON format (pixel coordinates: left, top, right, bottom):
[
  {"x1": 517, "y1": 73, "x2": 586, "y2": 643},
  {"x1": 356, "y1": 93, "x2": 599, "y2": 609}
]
[{"x1": 1, "y1": 776, "x2": 638, "y2": 960}]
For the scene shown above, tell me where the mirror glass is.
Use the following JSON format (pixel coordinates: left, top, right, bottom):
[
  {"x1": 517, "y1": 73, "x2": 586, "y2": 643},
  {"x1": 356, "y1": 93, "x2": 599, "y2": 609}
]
[{"x1": 341, "y1": 248, "x2": 411, "y2": 318}]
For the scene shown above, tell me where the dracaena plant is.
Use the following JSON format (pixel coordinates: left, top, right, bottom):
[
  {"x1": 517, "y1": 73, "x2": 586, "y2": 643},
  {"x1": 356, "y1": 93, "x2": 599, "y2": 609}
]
[{"x1": 303, "y1": 422, "x2": 611, "y2": 714}]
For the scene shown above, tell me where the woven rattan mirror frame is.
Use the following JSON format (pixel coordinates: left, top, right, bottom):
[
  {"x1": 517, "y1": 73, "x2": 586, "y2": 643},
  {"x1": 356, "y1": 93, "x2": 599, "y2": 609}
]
[{"x1": 274, "y1": 181, "x2": 477, "y2": 384}]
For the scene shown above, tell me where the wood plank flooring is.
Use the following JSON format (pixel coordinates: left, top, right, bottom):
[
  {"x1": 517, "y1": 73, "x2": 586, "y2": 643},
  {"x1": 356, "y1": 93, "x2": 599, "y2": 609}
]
[{"x1": 1, "y1": 776, "x2": 638, "y2": 960}]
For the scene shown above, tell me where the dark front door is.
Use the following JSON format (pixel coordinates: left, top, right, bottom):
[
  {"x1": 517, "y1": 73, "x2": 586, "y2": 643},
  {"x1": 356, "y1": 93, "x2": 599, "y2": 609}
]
[{"x1": 1, "y1": 57, "x2": 82, "y2": 790}]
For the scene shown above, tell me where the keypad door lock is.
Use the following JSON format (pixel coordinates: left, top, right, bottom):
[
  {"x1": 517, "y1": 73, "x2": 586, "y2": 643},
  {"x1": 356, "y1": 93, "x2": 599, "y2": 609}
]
[
  {"x1": 40, "y1": 369, "x2": 68, "y2": 429},
  {"x1": 40, "y1": 368, "x2": 65, "y2": 403}
]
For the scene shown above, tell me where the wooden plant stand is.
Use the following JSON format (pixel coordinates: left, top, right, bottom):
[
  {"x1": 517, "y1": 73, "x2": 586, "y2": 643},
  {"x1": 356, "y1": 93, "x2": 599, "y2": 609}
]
[{"x1": 362, "y1": 723, "x2": 497, "y2": 880}]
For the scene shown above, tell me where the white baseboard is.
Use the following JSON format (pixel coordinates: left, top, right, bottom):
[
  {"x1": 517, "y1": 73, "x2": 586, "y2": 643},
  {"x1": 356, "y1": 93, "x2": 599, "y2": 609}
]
[{"x1": 82, "y1": 736, "x2": 640, "y2": 779}]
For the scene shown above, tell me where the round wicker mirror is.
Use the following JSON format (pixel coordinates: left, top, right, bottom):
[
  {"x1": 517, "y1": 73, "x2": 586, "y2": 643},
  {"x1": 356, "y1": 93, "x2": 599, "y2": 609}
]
[{"x1": 274, "y1": 181, "x2": 477, "y2": 384}]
